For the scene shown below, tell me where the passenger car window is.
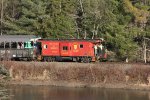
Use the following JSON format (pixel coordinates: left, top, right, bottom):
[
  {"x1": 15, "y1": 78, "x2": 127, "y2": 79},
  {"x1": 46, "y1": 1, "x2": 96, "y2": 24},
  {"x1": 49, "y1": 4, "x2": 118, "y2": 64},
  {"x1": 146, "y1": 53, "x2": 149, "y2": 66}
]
[
  {"x1": 31, "y1": 41, "x2": 34, "y2": 46},
  {"x1": 5, "y1": 42, "x2": 10, "y2": 48},
  {"x1": 0, "y1": 42, "x2": 4, "y2": 48},
  {"x1": 24, "y1": 42, "x2": 27, "y2": 48},
  {"x1": 11, "y1": 42, "x2": 17, "y2": 48}
]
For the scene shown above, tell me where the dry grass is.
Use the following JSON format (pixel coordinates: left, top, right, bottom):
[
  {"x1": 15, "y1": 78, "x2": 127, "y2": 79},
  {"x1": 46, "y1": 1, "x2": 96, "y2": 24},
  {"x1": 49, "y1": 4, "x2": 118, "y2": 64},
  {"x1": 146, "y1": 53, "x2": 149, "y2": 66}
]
[{"x1": 1, "y1": 61, "x2": 150, "y2": 85}]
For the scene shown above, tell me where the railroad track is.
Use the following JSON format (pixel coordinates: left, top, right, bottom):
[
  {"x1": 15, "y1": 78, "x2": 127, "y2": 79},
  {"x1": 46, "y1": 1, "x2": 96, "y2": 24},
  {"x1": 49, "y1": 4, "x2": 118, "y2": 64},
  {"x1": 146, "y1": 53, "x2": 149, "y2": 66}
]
[{"x1": 0, "y1": 60, "x2": 149, "y2": 66}]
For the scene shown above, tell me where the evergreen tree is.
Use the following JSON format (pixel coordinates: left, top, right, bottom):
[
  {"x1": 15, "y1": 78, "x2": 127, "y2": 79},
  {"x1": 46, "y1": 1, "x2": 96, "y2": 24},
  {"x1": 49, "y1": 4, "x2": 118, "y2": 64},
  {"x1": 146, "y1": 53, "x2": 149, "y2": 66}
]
[
  {"x1": 1, "y1": 0, "x2": 150, "y2": 61},
  {"x1": 5, "y1": 0, "x2": 76, "y2": 38}
]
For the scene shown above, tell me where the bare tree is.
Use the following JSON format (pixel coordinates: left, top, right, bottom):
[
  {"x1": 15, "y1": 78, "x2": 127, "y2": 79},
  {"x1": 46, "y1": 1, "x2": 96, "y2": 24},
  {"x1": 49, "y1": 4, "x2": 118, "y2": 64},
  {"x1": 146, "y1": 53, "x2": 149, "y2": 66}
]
[
  {"x1": 0, "y1": 0, "x2": 4, "y2": 35},
  {"x1": 143, "y1": 37, "x2": 150, "y2": 63},
  {"x1": 78, "y1": 0, "x2": 88, "y2": 39},
  {"x1": 78, "y1": 0, "x2": 84, "y2": 14}
]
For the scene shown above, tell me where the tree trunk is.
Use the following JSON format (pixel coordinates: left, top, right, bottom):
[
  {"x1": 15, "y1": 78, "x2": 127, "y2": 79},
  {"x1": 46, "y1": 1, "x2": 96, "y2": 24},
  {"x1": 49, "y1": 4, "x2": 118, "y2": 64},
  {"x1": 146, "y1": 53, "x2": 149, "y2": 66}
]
[
  {"x1": 59, "y1": 1, "x2": 62, "y2": 13},
  {"x1": 125, "y1": 57, "x2": 129, "y2": 63},
  {"x1": 78, "y1": 0, "x2": 84, "y2": 13},
  {"x1": 95, "y1": 24, "x2": 99, "y2": 38},
  {"x1": 1, "y1": 0, "x2": 4, "y2": 35},
  {"x1": 84, "y1": 30, "x2": 87, "y2": 39},
  {"x1": 92, "y1": 24, "x2": 96, "y2": 39},
  {"x1": 75, "y1": 20, "x2": 80, "y2": 39},
  {"x1": 143, "y1": 38, "x2": 147, "y2": 63},
  {"x1": 12, "y1": 1, "x2": 15, "y2": 17}
]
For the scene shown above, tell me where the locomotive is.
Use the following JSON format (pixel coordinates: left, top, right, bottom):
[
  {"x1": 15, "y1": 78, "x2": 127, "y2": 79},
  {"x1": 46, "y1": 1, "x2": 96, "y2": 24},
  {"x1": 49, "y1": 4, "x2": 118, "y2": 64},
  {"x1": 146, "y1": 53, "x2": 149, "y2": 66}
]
[
  {"x1": 36, "y1": 39, "x2": 107, "y2": 62},
  {"x1": 0, "y1": 35, "x2": 107, "y2": 62}
]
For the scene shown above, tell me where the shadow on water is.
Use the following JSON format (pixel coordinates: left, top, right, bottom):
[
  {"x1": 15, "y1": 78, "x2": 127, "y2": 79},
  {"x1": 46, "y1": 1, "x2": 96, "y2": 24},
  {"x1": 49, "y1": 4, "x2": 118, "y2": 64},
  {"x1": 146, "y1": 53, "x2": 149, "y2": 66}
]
[{"x1": 7, "y1": 85, "x2": 150, "y2": 100}]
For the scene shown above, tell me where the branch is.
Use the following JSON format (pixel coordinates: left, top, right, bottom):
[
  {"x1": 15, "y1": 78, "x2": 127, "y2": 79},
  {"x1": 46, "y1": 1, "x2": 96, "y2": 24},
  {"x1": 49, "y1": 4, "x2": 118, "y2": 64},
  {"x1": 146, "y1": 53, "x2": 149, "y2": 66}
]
[{"x1": 144, "y1": 37, "x2": 150, "y2": 41}]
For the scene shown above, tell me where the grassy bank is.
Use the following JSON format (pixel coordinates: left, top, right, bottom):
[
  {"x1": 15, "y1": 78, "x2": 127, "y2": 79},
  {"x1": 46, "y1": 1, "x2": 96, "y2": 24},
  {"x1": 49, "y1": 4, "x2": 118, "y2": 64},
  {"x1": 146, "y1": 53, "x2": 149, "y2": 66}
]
[
  {"x1": 0, "y1": 64, "x2": 11, "y2": 99},
  {"x1": 1, "y1": 61, "x2": 150, "y2": 89}
]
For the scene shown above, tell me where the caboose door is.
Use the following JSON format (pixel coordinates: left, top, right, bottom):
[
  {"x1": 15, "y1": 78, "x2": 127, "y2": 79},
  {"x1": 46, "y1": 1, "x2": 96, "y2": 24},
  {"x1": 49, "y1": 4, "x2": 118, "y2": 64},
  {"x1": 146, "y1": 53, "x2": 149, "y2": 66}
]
[{"x1": 60, "y1": 42, "x2": 71, "y2": 57}]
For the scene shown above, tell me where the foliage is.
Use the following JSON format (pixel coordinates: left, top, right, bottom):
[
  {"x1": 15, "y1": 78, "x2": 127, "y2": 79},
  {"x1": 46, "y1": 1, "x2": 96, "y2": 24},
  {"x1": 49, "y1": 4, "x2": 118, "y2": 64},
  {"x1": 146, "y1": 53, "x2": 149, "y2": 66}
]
[
  {"x1": 0, "y1": 0, "x2": 150, "y2": 60},
  {"x1": 0, "y1": 65, "x2": 9, "y2": 76}
]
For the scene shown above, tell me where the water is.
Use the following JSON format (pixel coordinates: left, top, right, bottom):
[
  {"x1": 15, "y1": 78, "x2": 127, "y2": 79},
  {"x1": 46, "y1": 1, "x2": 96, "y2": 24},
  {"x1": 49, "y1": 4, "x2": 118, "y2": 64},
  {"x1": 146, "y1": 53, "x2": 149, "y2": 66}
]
[{"x1": 7, "y1": 85, "x2": 150, "y2": 100}]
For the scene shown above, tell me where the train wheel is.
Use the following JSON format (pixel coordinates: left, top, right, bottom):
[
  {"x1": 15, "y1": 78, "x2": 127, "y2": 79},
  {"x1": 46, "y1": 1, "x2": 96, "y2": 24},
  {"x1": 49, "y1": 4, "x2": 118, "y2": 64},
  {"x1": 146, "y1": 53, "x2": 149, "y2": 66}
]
[
  {"x1": 27, "y1": 58, "x2": 32, "y2": 61},
  {"x1": 83, "y1": 57, "x2": 88, "y2": 63},
  {"x1": 44, "y1": 57, "x2": 48, "y2": 62},
  {"x1": 76, "y1": 57, "x2": 81, "y2": 62},
  {"x1": 46, "y1": 57, "x2": 51, "y2": 62},
  {"x1": 86, "y1": 57, "x2": 92, "y2": 63},
  {"x1": 86, "y1": 57, "x2": 91, "y2": 63},
  {"x1": 88, "y1": 57, "x2": 92, "y2": 63},
  {"x1": 81, "y1": 57, "x2": 84, "y2": 63},
  {"x1": 46, "y1": 57, "x2": 56, "y2": 62},
  {"x1": 52, "y1": 57, "x2": 56, "y2": 62},
  {"x1": 81, "y1": 57, "x2": 90, "y2": 63}
]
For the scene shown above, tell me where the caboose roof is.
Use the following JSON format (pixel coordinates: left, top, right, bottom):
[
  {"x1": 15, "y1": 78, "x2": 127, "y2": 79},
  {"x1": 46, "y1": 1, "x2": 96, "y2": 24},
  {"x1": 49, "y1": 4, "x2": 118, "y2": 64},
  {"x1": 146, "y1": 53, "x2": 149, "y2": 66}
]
[
  {"x1": 38, "y1": 38, "x2": 104, "y2": 42},
  {"x1": 0, "y1": 35, "x2": 37, "y2": 43}
]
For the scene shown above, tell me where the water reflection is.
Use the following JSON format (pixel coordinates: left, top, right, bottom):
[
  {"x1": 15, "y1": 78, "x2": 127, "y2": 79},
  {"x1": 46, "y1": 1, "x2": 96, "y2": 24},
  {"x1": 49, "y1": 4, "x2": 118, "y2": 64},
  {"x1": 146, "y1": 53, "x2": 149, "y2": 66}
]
[{"x1": 8, "y1": 85, "x2": 150, "y2": 100}]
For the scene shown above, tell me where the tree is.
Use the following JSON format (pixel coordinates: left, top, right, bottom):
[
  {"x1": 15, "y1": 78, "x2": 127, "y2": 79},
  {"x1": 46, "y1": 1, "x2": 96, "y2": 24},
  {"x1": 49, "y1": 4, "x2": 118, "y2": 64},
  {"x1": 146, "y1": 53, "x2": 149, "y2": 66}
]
[
  {"x1": 0, "y1": 0, "x2": 4, "y2": 35},
  {"x1": 1, "y1": 0, "x2": 150, "y2": 61},
  {"x1": 4, "y1": 0, "x2": 76, "y2": 38},
  {"x1": 123, "y1": 0, "x2": 149, "y2": 33}
]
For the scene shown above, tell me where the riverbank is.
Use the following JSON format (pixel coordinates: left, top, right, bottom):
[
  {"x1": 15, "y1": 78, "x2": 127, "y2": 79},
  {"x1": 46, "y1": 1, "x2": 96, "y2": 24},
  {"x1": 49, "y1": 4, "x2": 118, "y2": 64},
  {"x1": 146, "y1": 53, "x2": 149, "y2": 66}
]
[
  {"x1": 1, "y1": 61, "x2": 150, "y2": 90},
  {"x1": 9, "y1": 80, "x2": 150, "y2": 91}
]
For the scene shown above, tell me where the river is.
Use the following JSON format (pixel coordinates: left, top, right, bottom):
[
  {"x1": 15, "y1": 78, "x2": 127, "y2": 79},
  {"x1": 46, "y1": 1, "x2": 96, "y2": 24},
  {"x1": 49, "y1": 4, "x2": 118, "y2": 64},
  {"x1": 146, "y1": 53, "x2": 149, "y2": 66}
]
[{"x1": 7, "y1": 85, "x2": 150, "y2": 100}]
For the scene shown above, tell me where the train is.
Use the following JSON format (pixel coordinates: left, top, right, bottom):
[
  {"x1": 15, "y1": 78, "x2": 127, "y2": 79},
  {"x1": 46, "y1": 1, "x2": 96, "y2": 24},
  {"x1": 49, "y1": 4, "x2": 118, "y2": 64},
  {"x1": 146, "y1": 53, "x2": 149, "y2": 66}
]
[
  {"x1": 0, "y1": 35, "x2": 107, "y2": 62},
  {"x1": 36, "y1": 39, "x2": 107, "y2": 62}
]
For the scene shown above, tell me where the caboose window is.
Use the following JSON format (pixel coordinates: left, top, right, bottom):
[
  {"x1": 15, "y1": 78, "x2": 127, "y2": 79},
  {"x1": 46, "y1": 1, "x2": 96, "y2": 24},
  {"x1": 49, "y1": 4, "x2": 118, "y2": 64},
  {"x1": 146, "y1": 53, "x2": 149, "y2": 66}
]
[
  {"x1": 63, "y1": 46, "x2": 68, "y2": 50},
  {"x1": 80, "y1": 44, "x2": 83, "y2": 48},
  {"x1": 44, "y1": 45, "x2": 48, "y2": 49}
]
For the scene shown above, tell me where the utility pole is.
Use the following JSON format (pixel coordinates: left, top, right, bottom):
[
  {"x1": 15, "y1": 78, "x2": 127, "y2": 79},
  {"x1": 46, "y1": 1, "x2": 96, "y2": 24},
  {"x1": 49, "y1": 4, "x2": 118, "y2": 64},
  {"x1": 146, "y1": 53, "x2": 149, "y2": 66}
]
[{"x1": 0, "y1": 0, "x2": 4, "y2": 35}]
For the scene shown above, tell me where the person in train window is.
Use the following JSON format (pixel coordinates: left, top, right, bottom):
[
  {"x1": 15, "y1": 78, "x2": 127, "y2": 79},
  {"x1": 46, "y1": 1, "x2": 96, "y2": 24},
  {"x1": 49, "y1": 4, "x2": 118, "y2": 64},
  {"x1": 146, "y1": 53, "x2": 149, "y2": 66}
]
[
  {"x1": 21, "y1": 42, "x2": 24, "y2": 49},
  {"x1": 17, "y1": 42, "x2": 21, "y2": 49}
]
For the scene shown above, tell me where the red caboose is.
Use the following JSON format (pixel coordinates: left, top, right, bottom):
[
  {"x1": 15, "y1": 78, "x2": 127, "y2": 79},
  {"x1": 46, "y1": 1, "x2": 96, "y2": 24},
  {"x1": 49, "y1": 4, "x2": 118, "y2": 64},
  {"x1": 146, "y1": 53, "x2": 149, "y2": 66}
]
[
  {"x1": 36, "y1": 39, "x2": 60, "y2": 61},
  {"x1": 36, "y1": 39, "x2": 107, "y2": 62}
]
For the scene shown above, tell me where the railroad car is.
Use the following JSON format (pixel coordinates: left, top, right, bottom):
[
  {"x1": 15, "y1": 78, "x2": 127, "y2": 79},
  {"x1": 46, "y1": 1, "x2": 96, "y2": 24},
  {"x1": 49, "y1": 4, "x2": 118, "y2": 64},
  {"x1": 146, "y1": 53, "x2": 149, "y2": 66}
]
[
  {"x1": 36, "y1": 39, "x2": 107, "y2": 62},
  {"x1": 36, "y1": 39, "x2": 60, "y2": 61},
  {"x1": 0, "y1": 35, "x2": 40, "y2": 61}
]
